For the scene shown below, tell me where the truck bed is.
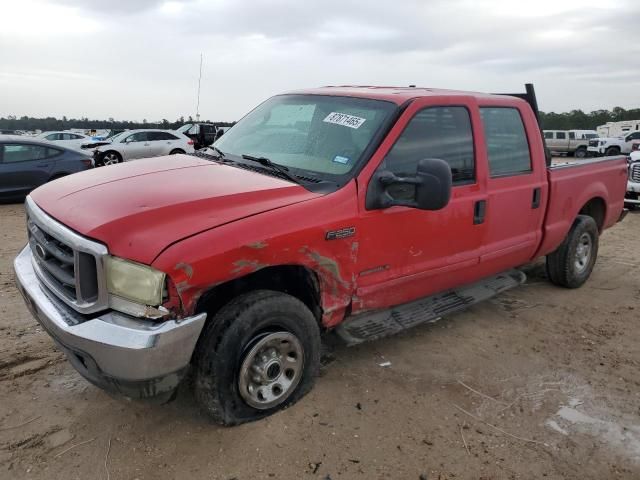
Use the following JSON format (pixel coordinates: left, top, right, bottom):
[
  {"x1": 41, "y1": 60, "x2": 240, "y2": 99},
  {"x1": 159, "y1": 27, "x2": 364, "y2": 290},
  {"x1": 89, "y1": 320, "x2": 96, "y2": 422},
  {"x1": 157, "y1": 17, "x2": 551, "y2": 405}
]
[{"x1": 536, "y1": 156, "x2": 628, "y2": 257}]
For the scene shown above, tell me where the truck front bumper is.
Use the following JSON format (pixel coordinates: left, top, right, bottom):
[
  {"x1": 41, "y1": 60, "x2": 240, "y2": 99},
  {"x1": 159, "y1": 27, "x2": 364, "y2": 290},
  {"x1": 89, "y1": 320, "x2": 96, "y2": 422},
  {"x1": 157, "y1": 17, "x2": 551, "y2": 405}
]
[
  {"x1": 14, "y1": 245, "x2": 206, "y2": 399},
  {"x1": 627, "y1": 181, "x2": 640, "y2": 206}
]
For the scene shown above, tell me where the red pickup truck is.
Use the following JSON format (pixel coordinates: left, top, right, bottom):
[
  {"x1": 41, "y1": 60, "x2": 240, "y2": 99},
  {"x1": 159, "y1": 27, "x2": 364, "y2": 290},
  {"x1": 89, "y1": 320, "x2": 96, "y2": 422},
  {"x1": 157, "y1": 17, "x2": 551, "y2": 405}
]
[{"x1": 14, "y1": 84, "x2": 628, "y2": 425}]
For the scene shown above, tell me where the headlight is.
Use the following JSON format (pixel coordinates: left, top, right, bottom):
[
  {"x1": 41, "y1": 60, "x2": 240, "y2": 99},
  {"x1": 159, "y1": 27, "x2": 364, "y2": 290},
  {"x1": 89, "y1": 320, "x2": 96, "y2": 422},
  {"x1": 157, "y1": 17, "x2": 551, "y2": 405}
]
[{"x1": 105, "y1": 256, "x2": 165, "y2": 305}]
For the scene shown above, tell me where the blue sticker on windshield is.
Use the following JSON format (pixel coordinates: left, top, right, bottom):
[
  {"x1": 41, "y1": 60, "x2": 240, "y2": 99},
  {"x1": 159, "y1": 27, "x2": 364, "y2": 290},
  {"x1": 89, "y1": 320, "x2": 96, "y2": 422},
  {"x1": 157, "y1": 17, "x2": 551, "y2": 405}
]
[{"x1": 333, "y1": 155, "x2": 350, "y2": 164}]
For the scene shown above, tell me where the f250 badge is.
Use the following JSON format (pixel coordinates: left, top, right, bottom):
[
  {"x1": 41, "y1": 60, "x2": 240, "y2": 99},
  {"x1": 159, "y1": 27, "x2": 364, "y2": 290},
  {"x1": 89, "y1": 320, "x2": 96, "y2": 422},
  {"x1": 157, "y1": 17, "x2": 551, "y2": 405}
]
[{"x1": 325, "y1": 227, "x2": 356, "y2": 241}]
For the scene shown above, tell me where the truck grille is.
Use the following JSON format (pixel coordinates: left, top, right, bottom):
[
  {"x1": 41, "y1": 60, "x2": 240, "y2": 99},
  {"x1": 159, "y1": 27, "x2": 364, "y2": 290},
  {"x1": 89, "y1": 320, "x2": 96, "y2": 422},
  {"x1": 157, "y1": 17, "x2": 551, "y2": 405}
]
[
  {"x1": 26, "y1": 197, "x2": 109, "y2": 314},
  {"x1": 631, "y1": 163, "x2": 640, "y2": 182}
]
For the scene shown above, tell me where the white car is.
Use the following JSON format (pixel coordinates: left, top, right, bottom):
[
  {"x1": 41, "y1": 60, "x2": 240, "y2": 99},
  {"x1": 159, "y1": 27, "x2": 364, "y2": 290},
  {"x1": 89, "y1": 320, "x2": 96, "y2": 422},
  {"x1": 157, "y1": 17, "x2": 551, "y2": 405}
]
[
  {"x1": 93, "y1": 129, "x2": 195, "y2": 165},
  {"x1": 34, "y1": 131, "x2": 90, "y2": 151}
]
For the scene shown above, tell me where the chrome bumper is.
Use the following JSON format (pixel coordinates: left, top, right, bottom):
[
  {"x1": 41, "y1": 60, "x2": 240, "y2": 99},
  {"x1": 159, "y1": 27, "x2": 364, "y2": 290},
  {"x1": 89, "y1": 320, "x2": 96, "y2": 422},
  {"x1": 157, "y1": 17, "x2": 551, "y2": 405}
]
[{"x1": 14, "y1": 245, "x2": 206, "y2": 397}]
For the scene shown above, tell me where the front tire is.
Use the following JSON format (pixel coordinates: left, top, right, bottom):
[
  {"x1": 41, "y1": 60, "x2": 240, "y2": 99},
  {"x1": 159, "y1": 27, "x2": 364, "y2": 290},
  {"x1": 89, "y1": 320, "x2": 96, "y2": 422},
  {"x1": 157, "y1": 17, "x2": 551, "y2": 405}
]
[
  {"x1": 193, "y1": 290, "x2": 321, "y2": 426},
  {"x1": 575, "y1": 147, "x2": 587, "y2": 159},
  {"x1": 546, "y1": 215, "x2": 599, "y2": 288},
  {"x1": 102, "y1": 151, "x2": 122, "y2": 165},
  {"x1": 605, "y1": 146, "x2": 620, "y2": 157}
]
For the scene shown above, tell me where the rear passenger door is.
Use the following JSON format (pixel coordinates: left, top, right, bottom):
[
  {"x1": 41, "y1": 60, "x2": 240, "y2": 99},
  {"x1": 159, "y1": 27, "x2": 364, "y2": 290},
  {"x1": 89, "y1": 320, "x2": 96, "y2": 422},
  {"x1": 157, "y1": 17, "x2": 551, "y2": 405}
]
[
  {"x1": 148, "y1": 131, "x2": 180, "y2": 155},
  {"x1": 478, "y1": 106, "x2": 547, "y2": 272}
]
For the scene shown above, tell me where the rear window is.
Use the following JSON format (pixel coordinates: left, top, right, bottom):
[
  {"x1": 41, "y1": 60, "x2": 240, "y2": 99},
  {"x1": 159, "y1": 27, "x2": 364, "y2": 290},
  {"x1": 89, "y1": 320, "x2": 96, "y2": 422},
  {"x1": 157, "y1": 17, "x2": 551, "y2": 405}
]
[{"x1": 480, "y1": 107, "x2": 532, "y2": 177}]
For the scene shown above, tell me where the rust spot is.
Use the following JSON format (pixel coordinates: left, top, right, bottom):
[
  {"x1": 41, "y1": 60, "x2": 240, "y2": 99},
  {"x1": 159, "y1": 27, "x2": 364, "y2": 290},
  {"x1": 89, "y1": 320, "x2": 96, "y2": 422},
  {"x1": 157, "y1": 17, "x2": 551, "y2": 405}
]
[
  {"x1": 175, "y1": 262, "x2": 193, "y2": 279},
  {"x1": 231, "y1": 259, "x2": 268, "y2": 275},
  {"x1": 245, "y1": 241, "x2": 269, "y2": 249}
]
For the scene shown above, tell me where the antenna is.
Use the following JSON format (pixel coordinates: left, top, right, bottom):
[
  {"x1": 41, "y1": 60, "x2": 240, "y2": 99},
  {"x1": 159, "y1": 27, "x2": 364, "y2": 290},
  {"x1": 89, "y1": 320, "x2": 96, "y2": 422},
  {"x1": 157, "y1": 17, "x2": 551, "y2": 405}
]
[{"x1": 196, "y1": 53, "x2": 203, "y2": 121}]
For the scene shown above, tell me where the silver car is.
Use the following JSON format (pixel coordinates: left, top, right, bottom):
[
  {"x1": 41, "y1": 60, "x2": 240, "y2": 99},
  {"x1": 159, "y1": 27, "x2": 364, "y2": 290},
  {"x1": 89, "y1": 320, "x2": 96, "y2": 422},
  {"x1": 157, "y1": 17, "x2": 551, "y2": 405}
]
[{"x1": 93, "y1": 129, "x2": 195, "y2": 165}]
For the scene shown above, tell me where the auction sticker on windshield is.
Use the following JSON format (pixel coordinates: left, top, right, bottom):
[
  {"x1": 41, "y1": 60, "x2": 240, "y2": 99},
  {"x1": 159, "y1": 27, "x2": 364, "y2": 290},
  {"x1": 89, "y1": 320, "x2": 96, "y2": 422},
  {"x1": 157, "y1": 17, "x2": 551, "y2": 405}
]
[{"x1": 323, "y1": 112, "x2": 366, "y2": 129}]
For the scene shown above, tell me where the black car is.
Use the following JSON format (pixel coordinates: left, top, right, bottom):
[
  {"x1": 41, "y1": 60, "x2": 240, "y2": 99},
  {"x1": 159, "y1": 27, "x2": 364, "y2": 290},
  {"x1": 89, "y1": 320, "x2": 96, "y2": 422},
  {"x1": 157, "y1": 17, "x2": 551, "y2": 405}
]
[
  {"x1": 176, "y1": 123, "x2": 217, "y2": 149},
  {"x1": 0, "y1": 136, "x2": 93, "y2": 201}
]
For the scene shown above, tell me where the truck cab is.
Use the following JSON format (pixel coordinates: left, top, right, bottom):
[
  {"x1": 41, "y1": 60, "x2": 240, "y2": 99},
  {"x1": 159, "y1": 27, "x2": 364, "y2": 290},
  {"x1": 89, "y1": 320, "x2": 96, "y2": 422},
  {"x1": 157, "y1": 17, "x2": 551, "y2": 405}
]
[{"x1": 14, "y1": 85, "x2": 628, "y2": 426}]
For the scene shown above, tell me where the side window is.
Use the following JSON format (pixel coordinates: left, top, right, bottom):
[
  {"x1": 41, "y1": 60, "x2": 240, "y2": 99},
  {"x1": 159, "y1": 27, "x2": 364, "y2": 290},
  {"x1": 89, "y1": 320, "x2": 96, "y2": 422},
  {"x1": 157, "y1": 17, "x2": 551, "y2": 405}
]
[
  {"x1": 2, "y1": 144, "x2": 50, "y2": 162},
  {"x1": 479, "y1": 107, "x2": 532, "y2": 177},
  {"x1": 381, "y1": 106, "x2": 475, "y2": 201},
  {"x1": 149, "y1": 132, "x2": 178, "y2": 141},
  {"x1": 45, "y1": 133, "x2": 60, "y2": 141},
  {"x1": 123, "y1": 132, "x2": 147, "y2": 143},
  {"x1": 556, "y1": 131, "x2": 566, "y2": 139},
  {"x1": 569, "y1": 132, "x2": 575, "y2": 140},
  {"x1": 544, "y1": 131, "x2": 553, "y2": 139}
]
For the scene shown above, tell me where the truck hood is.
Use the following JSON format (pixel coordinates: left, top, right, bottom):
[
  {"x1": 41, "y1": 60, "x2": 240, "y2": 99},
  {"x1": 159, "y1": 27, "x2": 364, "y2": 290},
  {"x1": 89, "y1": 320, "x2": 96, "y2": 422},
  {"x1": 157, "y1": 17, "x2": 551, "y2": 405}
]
[{"x1": 30, "y1": 155, "x2": 320, "y2": 264}]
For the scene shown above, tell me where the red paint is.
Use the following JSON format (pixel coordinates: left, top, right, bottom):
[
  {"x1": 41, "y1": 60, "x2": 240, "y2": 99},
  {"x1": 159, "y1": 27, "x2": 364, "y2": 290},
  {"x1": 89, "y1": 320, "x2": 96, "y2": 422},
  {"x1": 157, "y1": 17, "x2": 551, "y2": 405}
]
[{"x1": 29, "y1": 87, "x2": 628, "y2": 327}]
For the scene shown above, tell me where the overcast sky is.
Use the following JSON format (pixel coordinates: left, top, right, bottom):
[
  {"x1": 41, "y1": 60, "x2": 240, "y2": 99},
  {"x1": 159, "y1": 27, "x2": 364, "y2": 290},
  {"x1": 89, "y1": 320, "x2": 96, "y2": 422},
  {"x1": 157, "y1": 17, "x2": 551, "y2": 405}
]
[{"x1": 1, "y1": 0, "x2": 638, "y2": 122}]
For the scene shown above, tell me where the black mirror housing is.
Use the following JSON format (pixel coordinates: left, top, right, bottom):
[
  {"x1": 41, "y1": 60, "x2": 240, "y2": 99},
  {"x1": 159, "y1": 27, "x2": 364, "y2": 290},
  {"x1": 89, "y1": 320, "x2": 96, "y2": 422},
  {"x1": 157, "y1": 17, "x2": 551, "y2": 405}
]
[
  {"x1": 366, "y1": 158, "x2": 452, "y2": 211},
  {"x1": 415, "y1": 158, "x2": 452, "y2": 210}
]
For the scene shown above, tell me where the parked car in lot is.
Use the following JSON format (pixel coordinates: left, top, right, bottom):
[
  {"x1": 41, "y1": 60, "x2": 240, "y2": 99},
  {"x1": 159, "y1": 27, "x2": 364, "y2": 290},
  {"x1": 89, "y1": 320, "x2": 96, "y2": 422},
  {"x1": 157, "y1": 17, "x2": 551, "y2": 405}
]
[
  {"x1": 92, "y1": 129, "x2": 195, "y2": 165},
  {"x1": 176, "y1": 123, "x2": 217, "y2": 150},
  {"x1": 588, "y1": 130, "x2": 640, "y2": 157},
  {"x1": 14, "y1": 84, "x2": 628, "y2": 425},
  {"x1": 0, "y1": 136, "x2": 92, "y2": 201},
  {"x1": 543, "y1": 130, "x2": 598, "y2": 158},
  {"x1": 34, "y1": 131, "x2": 91, "y2": 151},
  {"x1": 626, "y1": 150, "x2": 640, "y2": 209}
]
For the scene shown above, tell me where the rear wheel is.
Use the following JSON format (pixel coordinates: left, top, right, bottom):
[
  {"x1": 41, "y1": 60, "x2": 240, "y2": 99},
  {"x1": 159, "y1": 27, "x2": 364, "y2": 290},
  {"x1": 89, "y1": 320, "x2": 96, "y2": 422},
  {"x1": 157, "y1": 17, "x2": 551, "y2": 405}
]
[
  {"x1": 102, "y1": 151, "x2": 122, "y2": 165},
  {"x1": 546, "y1": 215, "x2": 599, "y2": 288},
  {"x1": 193, "y1": 290, "x2": 321, "y2": 426},
  {"x1": 170, "y1": 149, "x2": 185, "y2": 155}
]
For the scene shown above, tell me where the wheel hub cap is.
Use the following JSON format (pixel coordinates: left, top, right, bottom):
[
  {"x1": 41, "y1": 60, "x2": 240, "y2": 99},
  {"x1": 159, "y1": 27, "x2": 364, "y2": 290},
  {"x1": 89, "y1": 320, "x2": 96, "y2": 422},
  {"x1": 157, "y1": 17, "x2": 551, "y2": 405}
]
[
  {"x1": 574, "y1": 233, "x2": 592, "y2": 273},
  {"x1": 238, "y1": 332, "x2": 304, "y2": 410}
]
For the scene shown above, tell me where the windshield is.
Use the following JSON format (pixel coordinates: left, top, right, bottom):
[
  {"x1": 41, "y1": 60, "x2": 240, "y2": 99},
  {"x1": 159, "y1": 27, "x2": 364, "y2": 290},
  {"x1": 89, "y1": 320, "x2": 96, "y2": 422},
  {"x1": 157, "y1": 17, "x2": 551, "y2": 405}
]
[
  {"x1": 214, "y1": 94, "x2": 396, "y2": 177},
  {"x1": 108, "y1": 132, "x2": 128, "y2": 143}
]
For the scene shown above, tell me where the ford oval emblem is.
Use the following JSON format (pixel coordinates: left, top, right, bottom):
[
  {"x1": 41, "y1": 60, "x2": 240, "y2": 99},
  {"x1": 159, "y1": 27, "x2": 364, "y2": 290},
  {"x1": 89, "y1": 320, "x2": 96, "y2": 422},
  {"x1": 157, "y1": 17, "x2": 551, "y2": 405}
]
[{"x1": 35, "y1": 243, "x2": 47, "y2": 260}]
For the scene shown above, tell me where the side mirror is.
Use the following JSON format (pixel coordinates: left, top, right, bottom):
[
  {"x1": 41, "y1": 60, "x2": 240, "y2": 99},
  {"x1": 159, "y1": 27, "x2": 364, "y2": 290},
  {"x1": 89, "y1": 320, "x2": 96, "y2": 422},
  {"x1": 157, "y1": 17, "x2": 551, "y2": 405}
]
[{"x1": 366, "y1": 158, "x2": 452, "y2": 211}]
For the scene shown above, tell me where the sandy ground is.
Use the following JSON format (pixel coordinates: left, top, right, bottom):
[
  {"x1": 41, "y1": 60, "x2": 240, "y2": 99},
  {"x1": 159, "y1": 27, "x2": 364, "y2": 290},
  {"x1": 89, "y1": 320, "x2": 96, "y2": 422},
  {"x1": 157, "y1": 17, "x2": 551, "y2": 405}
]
[{"x1": 1, "y1": 201, "x2": 639, "y2": 480}]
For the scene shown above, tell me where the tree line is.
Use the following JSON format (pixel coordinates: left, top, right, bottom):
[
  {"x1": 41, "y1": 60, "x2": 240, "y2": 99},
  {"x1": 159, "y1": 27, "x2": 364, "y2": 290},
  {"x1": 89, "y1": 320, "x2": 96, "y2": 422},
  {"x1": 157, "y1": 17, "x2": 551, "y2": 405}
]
[
  {"x1": 0, "y1": 115, "x2": 235, "y2": 132},
  {"x1": 1, "y1": 106, "x2": 640, "y2": 133}
]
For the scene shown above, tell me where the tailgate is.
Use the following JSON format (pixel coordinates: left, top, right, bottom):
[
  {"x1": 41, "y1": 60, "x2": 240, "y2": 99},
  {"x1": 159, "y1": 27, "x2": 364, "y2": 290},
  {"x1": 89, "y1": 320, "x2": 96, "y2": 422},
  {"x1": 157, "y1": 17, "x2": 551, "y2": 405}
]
[{"x1": 537, "y1": 157, "x2": 628, "y2": 257}]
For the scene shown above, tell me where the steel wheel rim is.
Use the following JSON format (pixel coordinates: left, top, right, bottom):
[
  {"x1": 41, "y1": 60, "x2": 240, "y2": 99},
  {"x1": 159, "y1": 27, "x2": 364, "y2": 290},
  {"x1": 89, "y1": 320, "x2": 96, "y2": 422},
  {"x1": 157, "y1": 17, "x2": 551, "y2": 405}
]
[
  {"x1": 238, "y1": 331, "x2": 304, "y2": 410},
  {"x1": 574, "y1": 232, "x2": 592, "y2": 273},
  {"x1": 103, "y1": 153, "x2": 119, "y2": 165}
]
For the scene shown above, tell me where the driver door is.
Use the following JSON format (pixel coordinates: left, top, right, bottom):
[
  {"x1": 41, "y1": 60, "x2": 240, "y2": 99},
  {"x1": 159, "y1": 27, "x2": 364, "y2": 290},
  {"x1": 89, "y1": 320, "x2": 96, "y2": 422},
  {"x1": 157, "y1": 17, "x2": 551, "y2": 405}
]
[
  {"x1": 353, "y1": 98, "x2": 488, "y2": 313},
  {"x1": 120, "y1": 132, "x2": 149, "y2": 160}
]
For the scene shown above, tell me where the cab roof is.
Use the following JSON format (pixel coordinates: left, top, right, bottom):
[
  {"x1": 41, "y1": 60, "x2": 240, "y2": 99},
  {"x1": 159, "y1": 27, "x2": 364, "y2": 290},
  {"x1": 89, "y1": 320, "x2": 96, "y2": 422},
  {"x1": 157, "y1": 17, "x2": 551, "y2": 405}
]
[{"x1": 286, "y1": 85, "x2": 521, "y2": 105}]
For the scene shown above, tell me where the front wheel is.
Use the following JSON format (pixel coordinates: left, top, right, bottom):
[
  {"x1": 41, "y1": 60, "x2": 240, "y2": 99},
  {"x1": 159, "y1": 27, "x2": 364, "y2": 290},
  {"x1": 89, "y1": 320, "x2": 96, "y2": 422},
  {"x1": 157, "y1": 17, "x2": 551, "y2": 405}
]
[
  {"x1": 102, "y1": 151, "x2": 122, "y2": 165},
  {"x1": 575, "y1": 147, "x2": 587, "y2": 159},
  {"x1": 605, "y1": 146, "x2": 620, "y2": 157},
  {"x1": 193, "y1": 290, "x2": 321, "y2": 426},
  {"x1": 546, "y1": 215, "x2": 599, "y2": 288}
]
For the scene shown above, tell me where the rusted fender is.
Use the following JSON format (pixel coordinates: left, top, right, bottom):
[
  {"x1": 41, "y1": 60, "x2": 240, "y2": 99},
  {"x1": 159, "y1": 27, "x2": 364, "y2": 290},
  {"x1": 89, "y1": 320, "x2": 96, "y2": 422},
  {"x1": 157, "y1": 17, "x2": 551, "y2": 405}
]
[{"x1": 152, "y1": 182, "x2": 360, "y2": 328}]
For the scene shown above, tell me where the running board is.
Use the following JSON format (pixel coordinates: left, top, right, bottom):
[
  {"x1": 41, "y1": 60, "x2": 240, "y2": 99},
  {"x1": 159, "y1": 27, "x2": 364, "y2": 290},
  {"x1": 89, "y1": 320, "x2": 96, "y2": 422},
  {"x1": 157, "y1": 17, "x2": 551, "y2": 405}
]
[{"x1": 336, "y1": 269, "x2": 526, "y2": 345}]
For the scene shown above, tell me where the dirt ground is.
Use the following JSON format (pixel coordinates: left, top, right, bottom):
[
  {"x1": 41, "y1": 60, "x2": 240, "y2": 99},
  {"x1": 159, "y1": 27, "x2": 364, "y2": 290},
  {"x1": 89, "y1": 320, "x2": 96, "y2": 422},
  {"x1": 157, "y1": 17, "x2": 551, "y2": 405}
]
[{"x1": 1, "y1": 202, "x2": 639, "y2": 480}]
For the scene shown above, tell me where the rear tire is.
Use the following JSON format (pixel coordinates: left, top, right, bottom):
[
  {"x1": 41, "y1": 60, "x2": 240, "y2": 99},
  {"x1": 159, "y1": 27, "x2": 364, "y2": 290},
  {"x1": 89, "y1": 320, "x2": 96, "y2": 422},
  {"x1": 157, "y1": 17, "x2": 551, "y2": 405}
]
[
  {"x1": 546, "y1": 215, "x2": 599, "y2": 288},
  {"x1": 170, "y1": 149, "x2": 185, "y2": 155},
  {"x1": 193, "y1": 290, "x2": 321, "y2": 426}
]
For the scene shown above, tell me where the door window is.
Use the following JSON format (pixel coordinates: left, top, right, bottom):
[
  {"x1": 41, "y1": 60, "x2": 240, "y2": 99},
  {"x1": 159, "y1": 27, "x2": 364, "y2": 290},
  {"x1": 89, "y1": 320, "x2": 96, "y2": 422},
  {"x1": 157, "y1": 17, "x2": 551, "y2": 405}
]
[
  {"x1": 569, "y1": 132, "x2": 575, "y2": 140},
  {"x1": 45, "y1": 133, "x2": 62, "y2": 141},
  {"x1": 2, "y1": 144, "x2": 60, "y2": 163},
  {"x1": 544, "y1": 131, "x2": 553, "y2": 139},
  {"x1": 379, "y1": 106, "x2": 475, "y2": 200},
  {"x1": 555, "y1": 131, "x2": 566, "y2": 139},
  {"x1": 148, "y1": 132, "x2": 179, "y2": 141},
  {"x1": 123, "y1": 132, "x2": 148, "y2": 143},
  {"x1": 479, "y1": 107, "x2": 532, "y2": 177}
]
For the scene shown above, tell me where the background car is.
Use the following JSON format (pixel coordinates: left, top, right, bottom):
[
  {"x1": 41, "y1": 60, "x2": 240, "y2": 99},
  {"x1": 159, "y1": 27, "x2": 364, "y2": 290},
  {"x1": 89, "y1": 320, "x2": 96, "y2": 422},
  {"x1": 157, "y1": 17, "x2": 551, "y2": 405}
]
[
  {"x1": 175, "y1": 123, "x2": 217, "y2": 150},
  {"x1": 93, "y1": 129, "x2": 195, "y2": 165},
  {"x1": 0, "y1": 136, "x2": 93, "y2": 201},
  {"x1": 33, "y1": 131, "x2": 90, "y2": 151}
]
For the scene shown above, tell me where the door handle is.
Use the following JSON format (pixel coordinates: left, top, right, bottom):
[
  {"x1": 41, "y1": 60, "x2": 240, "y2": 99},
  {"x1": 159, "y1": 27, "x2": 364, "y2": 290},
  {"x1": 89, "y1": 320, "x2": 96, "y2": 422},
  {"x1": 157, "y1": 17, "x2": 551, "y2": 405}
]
[
  {"x1": 474, "y1": 200, "x2": 486, "y2": 225},
  {"x1": 532, "y1": 187, "x2": 541, "y2": 209}
]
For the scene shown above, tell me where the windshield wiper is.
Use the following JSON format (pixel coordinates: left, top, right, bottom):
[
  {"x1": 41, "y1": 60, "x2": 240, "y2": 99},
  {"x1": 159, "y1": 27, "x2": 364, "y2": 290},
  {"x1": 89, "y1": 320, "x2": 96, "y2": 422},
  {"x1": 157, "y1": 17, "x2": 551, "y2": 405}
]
[{"x1": 241, "y1": 154, "x2": 302, "y2": 185}]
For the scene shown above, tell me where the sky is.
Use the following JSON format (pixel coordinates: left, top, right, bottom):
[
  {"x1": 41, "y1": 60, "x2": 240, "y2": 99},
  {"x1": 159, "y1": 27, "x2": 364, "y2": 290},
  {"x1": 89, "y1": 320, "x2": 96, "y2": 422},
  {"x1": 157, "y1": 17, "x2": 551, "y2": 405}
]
[{"x1": 1, "y1": 0, "x2": 639, "y2": 122}]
